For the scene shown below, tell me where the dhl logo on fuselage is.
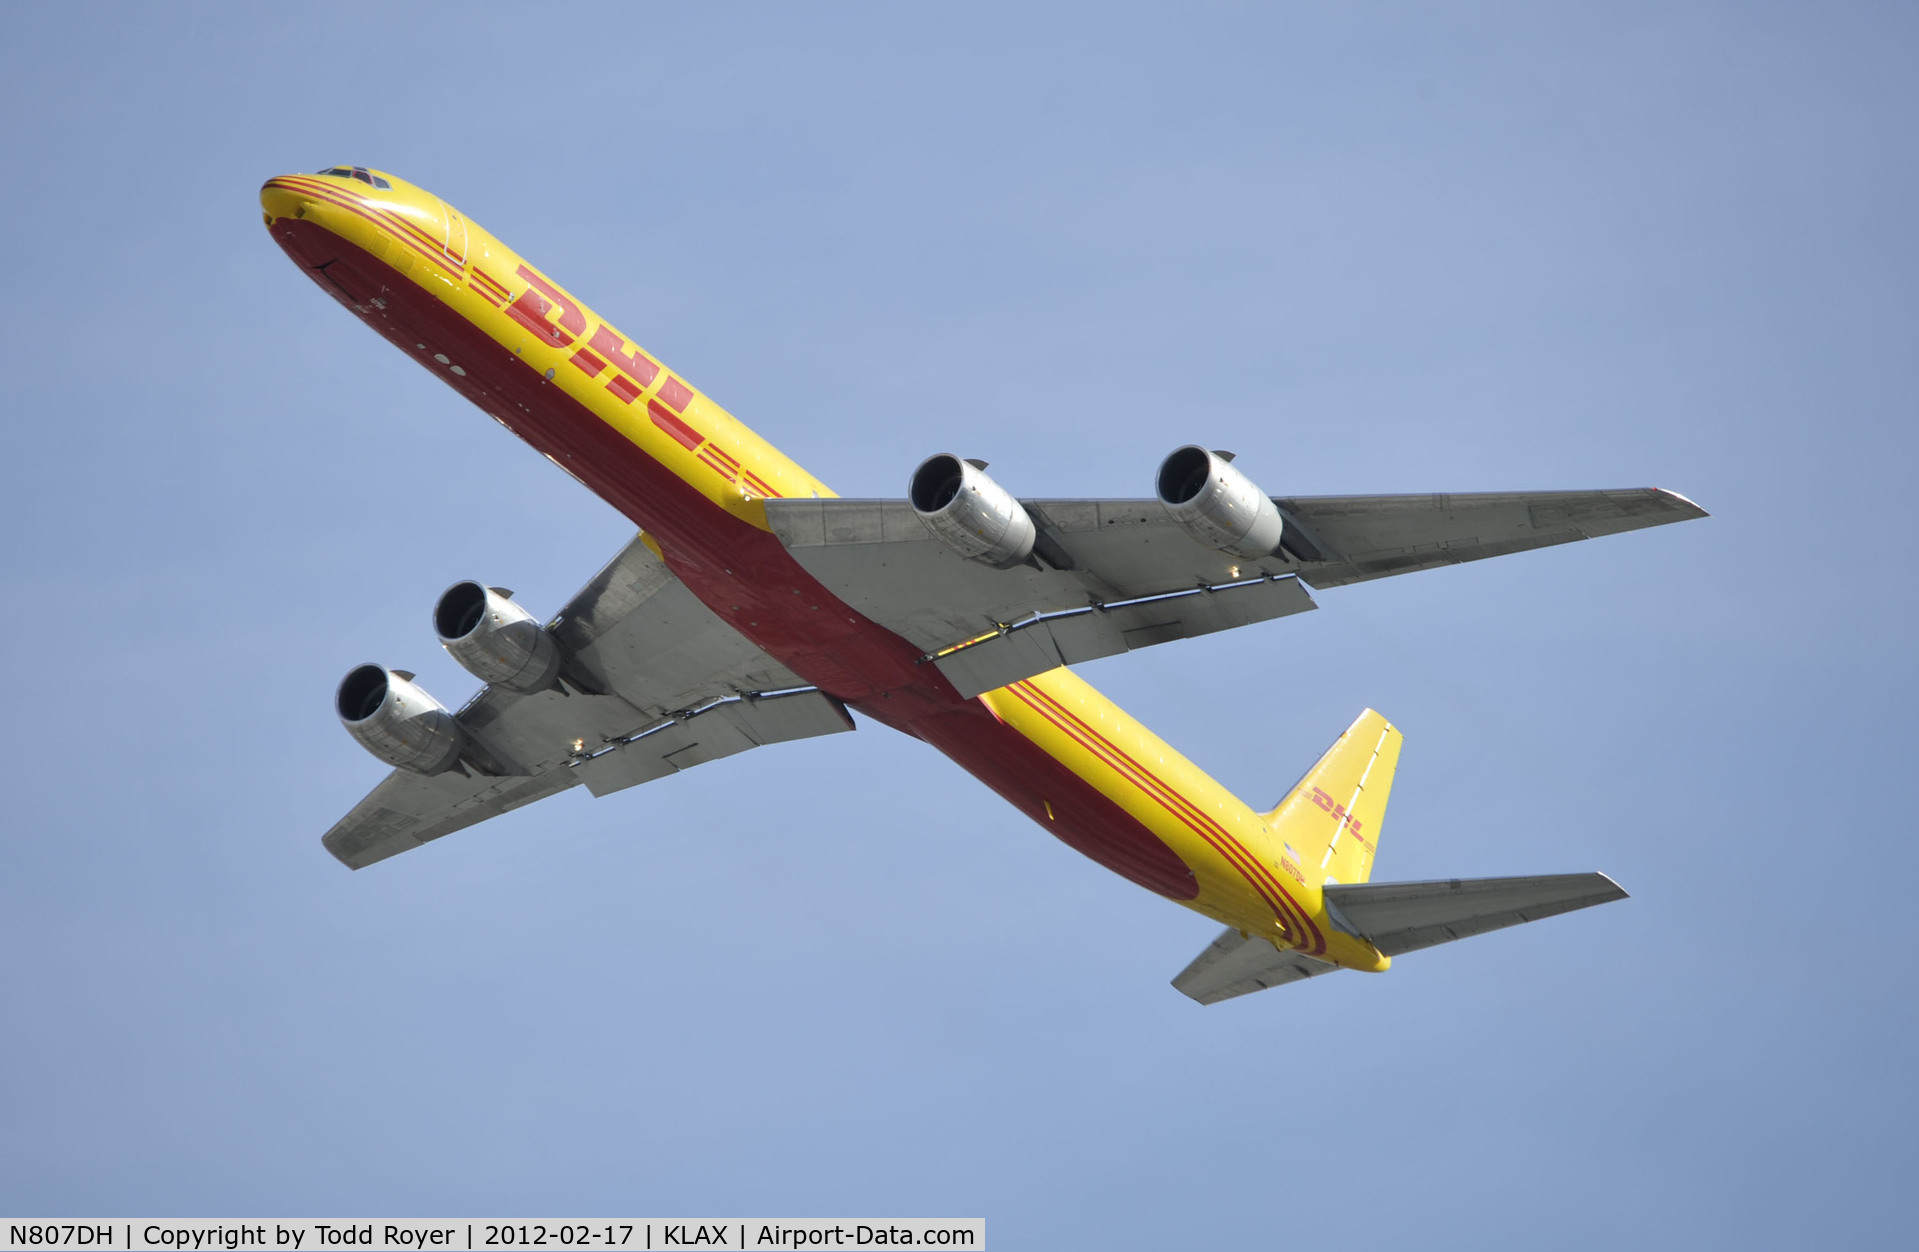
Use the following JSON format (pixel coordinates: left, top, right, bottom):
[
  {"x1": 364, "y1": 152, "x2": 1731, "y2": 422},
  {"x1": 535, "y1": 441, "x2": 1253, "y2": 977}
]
[
  {"x1": 488, "y1": 263, "x2": 782, "y2": 502},
  {"x1": 263, "y1": 172, "x2": 798, "y2": 507}
]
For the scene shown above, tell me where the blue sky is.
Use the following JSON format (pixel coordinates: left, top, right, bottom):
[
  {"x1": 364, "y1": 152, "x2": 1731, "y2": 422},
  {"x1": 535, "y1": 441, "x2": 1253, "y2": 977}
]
[{"x1": 1, "y1": 3, "x2": 1913, "y2": 1246}]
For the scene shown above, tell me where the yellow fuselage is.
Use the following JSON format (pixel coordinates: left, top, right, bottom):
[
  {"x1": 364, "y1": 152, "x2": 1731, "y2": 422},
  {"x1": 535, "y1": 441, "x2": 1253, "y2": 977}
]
[{"x1": 262, "y1": 167, "x2": 1385, "y2": 970}]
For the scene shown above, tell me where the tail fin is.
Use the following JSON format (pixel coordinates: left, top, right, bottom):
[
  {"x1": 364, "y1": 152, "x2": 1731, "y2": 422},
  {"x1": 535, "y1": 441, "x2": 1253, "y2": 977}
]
[{"x1": 1264, "y1": 709, "x2": 1402, "y2": 887}]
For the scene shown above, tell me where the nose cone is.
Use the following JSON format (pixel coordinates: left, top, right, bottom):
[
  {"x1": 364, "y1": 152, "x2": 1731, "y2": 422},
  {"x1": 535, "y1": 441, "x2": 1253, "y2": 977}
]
[
  {"x1": 260, "y1": 174, "x2": 341, "y2": 271},
  {"x1": 260, "y1": 174, "x2": 311, "y2": 225}
]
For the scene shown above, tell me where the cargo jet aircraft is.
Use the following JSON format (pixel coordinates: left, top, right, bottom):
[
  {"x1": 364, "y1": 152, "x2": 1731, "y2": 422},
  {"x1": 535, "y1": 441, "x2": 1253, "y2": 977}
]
[{"x1": 263, "y1": 166, "x2": 1705, "y2": 1003}]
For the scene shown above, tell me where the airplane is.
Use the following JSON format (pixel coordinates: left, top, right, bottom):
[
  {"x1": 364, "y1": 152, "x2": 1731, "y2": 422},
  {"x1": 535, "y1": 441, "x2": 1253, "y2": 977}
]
[{"x1": 261, "y1": 164, "x2": 1706, "y2": 1004}]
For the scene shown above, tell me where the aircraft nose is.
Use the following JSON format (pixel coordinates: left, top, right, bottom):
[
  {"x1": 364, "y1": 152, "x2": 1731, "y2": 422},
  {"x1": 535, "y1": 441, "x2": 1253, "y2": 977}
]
[{"x1": 259, "y1": 175, "x2": 311, "y2": 226}]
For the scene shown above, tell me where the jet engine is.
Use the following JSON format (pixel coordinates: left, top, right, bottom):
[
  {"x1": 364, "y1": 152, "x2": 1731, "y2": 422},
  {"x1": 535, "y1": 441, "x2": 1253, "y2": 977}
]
[
  {"x1": 336, "y1": 663, "x2": 467, "y2": 775},
  {"x1": 909, "y1": 453, "x2": 1036, "y2": 568},
  {"x1": 434, "y1": 581, "x2": 562, "y2": 693},
  {"x1": 1155, "y1": 445, "x2": 1285, "y2": 560}
]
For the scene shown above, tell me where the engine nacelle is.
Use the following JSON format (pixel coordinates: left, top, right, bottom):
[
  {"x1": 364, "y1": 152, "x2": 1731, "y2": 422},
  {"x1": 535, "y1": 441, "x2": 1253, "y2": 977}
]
[
  {"x1": 909, "y1": 453, "x2": 1036, "y2": 568},
  {"x1": 336, "y1": 663, "x2": 467, "y2": 775},
  {"x1": 1155, "y1": 445, "x2": 1285, "y2": 560},
  {"x1": 434, "y1": 581, "x2": 562, "y2": 693}
]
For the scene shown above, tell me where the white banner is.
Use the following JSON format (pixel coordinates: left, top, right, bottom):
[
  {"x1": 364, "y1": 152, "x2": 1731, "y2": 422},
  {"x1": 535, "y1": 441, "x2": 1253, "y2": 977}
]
[{"x1": 1, "y1": 1224, "x2": 982, "y2": 1252}]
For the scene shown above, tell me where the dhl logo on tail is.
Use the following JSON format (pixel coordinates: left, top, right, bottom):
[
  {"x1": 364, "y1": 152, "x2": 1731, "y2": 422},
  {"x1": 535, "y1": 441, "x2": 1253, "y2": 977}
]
[{"x1": 1265, "y1": 710, "x2": 1401, "y2": 891}]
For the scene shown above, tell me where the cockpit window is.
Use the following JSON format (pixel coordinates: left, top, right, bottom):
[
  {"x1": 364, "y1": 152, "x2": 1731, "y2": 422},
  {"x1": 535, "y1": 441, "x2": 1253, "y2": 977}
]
[{"x1": 312, "y1": 166, "x2": 390, "y2": 190}]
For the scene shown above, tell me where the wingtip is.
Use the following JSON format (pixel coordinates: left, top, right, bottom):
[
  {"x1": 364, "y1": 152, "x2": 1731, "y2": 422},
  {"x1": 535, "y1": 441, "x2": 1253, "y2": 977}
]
[
  {"x1": 320, "y1": 833, "x2": 361, "y2": 870},
  {"x1": 1654, "y1": 488, "x2": 1710, "y2": 519},
  {"x1": 1169, "y1": 978, "x2": 1225, "y2": 1006}
]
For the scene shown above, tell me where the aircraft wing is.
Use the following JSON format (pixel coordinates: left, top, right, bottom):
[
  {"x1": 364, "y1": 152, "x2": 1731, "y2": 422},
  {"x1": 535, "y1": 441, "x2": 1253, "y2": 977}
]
[
  {"x1": 1170, "y1": 872, "x2": 1628, "y2": 1004},
  {"x1": 322, "y1": 533, "x2": 854, "y2": 869},
  {"x1": 767, "y1": 489, "x2": 1704, "y2": 698}
]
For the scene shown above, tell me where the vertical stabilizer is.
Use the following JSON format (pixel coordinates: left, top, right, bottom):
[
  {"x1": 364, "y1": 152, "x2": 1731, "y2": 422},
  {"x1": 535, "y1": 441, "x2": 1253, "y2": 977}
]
[{"x1": 1264, "y1": 710, "x2": 1401, "y2": 887}]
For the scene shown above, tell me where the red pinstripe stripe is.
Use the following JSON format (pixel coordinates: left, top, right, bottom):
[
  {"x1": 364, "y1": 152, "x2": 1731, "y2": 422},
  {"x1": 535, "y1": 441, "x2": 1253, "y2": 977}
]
[
  {"x1": 1014, "y1": 680, "x2": 1317, "y2": 947},
  {"x1": 270, "y1": 178, "x2": 455, "y2": 272},
  {"x1": 1007, "y1": 680, "x2": 1325, "y2": 952},
  {"x1": 742, "y1": 472, "x2": 780, "y2": 498},
  {"x1": 271, "y1": 178, "x2": 465, "y2": 273},
  {"x1": 1031, "y1": 679, "x2": 1326, "y2": 950},
  {"x1": 368, "y1": 194, "x2": 467, "y2": 264},
  {"x1": 470, "y1": 267, "x2": 511, "y2": 300}
]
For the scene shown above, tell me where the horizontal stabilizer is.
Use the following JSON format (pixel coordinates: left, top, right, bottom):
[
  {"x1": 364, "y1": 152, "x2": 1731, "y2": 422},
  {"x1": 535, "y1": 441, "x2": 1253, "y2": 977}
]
[
  {"x1": 1325, "y1": 872, "x2": 1627, "y2": 957},
  {"x1": 1171, "y1": 872, "x2": 1627, "y2": 1003},
  {"x1": 1171, "y1": 927, "x2": 1339, "y2": 1004}
]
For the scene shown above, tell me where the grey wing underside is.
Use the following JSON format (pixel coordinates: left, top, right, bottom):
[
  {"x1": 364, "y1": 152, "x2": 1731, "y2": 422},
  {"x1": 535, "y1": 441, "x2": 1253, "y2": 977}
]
[
  {"x1": 1171, "y1": 872, "x2": 1629, "y2": 1004},
  {"x1": 767, "y1": 489, "x2": 1704, "y2": 698},
  {"x1": 322, "y1": 534, "x2": 853, "y2": 870},
  {"x1": 1325, "y1": 871, "x2": 1630, "y2": 957},
  {"x1": 1271, "y1": 488, "x2": 1705, "y2": 588},
  {"x1": 1170, "y1": 930, "x2": 1345, "y2": 1003}
]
